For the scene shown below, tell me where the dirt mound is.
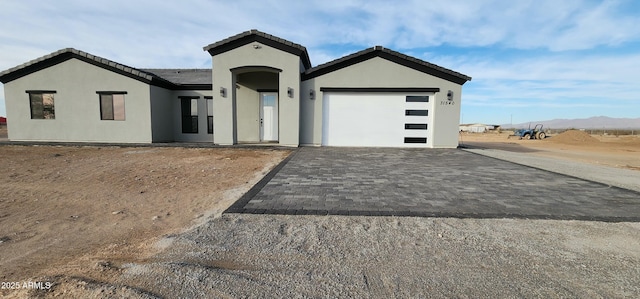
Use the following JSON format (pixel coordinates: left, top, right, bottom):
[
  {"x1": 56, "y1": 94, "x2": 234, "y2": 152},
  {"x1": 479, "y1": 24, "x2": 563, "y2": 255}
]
[{"x1": 545, "y1": 130, "x2": 600, "y2": 145}]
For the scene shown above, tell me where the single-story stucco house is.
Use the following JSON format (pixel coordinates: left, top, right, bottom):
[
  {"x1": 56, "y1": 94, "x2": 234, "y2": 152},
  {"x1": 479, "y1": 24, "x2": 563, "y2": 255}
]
[{"x1": 0, "y1": 30, "x2": 471, "y2": 148}]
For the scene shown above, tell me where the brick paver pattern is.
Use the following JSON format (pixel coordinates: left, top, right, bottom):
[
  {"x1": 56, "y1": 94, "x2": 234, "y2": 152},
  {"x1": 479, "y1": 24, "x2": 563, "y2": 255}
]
[{"x1": 227, "y1": 148, "x2": 640, "y2": 221}]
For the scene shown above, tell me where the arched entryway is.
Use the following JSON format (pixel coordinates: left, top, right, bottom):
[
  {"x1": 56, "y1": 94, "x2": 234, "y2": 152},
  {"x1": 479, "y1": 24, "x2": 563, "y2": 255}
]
[{"x1": 231, "y1": 66, "x2": 280, "y2": 143}]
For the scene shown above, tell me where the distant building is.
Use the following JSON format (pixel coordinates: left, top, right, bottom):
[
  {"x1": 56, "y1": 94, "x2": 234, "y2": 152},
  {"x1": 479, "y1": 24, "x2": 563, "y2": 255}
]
[
  {"x1": 0, "y1": 116, "x2": 6, "y2": 125},
  {"x1": 459, "y1": 123, "x2": 500, "y2": 133}
]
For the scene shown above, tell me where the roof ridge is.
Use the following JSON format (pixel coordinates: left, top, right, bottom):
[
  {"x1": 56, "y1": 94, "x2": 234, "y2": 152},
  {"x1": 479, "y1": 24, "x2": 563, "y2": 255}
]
[
  {"x1": 380, "y1": 47, "x2": 471, "y2": 81},
  {"x1": 203, "y1": 29, "x2": 307, "y2": 52},
  {"x1": 305, "y1": 47, "x2": 376, "y2": 74},
  {"x1": 202, "y1": 29, "x2": 312, "y2": 69},
  {"x1": 303, "y1": 46, "x2": 471, "y2": 84}
]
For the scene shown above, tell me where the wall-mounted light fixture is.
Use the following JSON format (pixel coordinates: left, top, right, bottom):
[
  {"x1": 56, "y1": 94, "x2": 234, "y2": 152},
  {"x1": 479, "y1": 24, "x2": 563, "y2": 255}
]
[
  {"x1": 220, "y1": 87, "x2": 227, "y2": 98},
  {"x1": 253, "y1": 44, "x2": 262, "y2": 49},
  {"x1": 287, "y1": 87, "x2": 294, "y2": 98},
  {"x1": 309, "y1": 89, "x2": 315, "y2": 100},
  {"x1": 447, "y1": 90, "x2": 454, "y2": 101}
]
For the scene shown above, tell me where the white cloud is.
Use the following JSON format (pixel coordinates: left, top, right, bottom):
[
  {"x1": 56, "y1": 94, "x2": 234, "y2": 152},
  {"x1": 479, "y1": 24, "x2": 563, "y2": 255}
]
[
  {"x1": 428, "y1": 50, "x2": 640, "y2": 85},
  {"x1": 1, "y1": 0, "x2": 640, "y2": 119},
  {"x1": 1, "y1": 0, "x2": 639, "y2": 68},
  {"x1": 256, "y1": 0, "x2": 640, "y2": 51},
  {"x1": 427, "y1": 50, "x2": 640, "y2": 118}
]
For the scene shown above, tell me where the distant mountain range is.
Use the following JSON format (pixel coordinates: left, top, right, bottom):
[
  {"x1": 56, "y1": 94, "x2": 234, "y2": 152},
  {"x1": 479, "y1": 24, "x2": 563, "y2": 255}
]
[{"x1": 503, "y1": 116, "x2": 640, "y2": 129}]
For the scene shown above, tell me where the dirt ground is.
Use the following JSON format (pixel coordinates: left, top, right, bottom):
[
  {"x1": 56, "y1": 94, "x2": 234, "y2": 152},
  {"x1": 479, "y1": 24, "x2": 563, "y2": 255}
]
[
  {"x1": 0, "y1": 144, "x2": 290, "y2": 297},
  {"x1": 1, "y1": 129, "x2": 639, "y2": 297},
  {"x1": 460, "y1": 130, "x2": 640, "y2": 171}
]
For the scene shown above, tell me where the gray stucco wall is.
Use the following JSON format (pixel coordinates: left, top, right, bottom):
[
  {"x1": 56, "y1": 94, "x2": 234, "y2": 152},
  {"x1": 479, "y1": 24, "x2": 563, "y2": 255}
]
[
  {"x1": 211, "y1": 42, "x2": 301, "y2": 146},
  {"x1": 4, "y1": 58, "x2": 153, "y2": 143},
  {"x1": 300, "y1": 57, "x2": 463, "y2": 148},
  {"x1": 431, "y1": 86, "x2": 463, "y2": 148},
  {"x1": 150, "y1": 86, "x2": 174, "y2": 142}
]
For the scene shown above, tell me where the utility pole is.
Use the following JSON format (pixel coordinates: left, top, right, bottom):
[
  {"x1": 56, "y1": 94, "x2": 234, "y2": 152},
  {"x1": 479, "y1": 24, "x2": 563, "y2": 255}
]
[{"x1": 510, "y1": 114, "x2": 513, "y2": 128}]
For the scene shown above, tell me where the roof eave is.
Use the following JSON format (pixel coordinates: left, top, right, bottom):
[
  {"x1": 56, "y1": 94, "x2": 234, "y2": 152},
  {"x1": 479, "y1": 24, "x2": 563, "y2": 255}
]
[
  {"x1": 203, "y1": 30, "x2": 312, "y2": 69},
  {"x1": 302, "y1": 47, "x2": 471, "y2": 85},
  {"x1": 171, "y1": 84, "x2": 213, "y2": 91},
  {"x1": 0, "y1": 50, "x2": 81, "y2": 83},
  {"x1": 0, "y1": 49, "x2": 171, "y2": 87},
  {"x1": 301, "y1": 47, "x2": 378, "y2": 81},
  {"x1": 378, "y1": 50, "x2": 471, "y2": 85}
]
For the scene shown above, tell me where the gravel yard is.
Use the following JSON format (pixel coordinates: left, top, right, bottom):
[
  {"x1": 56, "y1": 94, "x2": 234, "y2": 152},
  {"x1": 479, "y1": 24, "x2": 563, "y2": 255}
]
[
  {"x1": 2, "y1": 133, "x2": 639, "y2": 298},
  {"x1": 24, "y1": 215, "x2": 640, "y2": 298},
  {"x1": 114, "y1": 147, "x2": 640, "y2": 298}
]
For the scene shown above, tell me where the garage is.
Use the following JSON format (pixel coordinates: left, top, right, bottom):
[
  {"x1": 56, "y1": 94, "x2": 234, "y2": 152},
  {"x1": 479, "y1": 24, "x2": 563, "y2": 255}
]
[
  {"x1": 321, "y1": 90, "x2": 434, "y2": 147},
  {"x1": 301, "y1": 46, "x2": 470, "y2": 148}
]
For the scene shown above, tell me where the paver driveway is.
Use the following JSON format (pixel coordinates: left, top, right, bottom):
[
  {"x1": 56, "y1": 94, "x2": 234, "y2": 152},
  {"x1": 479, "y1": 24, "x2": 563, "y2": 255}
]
[{"x1": 227, "y1": 148, "x2": 640, "y2": 222}]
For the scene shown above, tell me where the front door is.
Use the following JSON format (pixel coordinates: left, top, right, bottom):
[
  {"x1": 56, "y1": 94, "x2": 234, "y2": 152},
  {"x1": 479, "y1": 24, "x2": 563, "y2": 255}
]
[{"x1": 260, "y1": 92, "x2": 278, "y2": 142}]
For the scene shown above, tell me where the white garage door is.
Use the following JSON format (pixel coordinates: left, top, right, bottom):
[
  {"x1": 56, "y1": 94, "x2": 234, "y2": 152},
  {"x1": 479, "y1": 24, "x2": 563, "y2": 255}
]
[{"x1": 322, "y1": 93, "x2": 432, "y2": 147}]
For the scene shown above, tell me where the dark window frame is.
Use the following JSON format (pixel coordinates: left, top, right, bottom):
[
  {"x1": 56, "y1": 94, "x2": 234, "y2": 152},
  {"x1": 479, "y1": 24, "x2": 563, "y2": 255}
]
[
  {"x1": 406, "y1": 96, "x2": 429, "y2": 102},
  {"x1": 97, "y1": 91, "x2": 127, "y2": 121},
  {"x1": 404, "y1": 137, "x2": 427, "y2": 144},
  {"x1": 26, "y1": 90, "x2": 56, "y2": 120},
  {"x1": 405, "y1": 123, "x2": 428, "y2": 130},
  {"x1": 181, "y1": 97, "x2": 199, "y2": 134},
  {"x1": 205, "y1": 96, "x2": 213, "y2": 134},
  {"x1": 405, "y1": 109, "x2": 429, "y2": 116}
]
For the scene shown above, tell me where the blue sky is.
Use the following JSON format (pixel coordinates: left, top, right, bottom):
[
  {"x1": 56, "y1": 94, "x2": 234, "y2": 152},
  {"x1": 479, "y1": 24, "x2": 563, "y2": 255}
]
[{"x1": 1, "y1": 0, "x2": 639, "y2": 124}]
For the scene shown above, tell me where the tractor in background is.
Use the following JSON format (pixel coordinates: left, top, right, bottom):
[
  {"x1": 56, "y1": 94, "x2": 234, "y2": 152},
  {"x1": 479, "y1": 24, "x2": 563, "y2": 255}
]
[{"x1": 510, "y1": 124, "x2": 546, "y2": 140}]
